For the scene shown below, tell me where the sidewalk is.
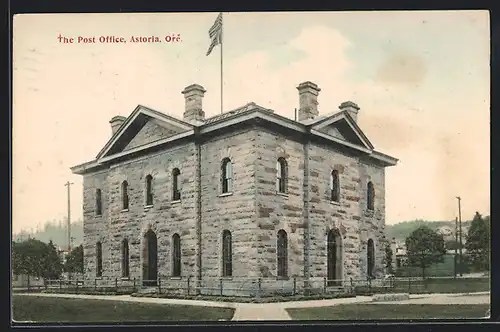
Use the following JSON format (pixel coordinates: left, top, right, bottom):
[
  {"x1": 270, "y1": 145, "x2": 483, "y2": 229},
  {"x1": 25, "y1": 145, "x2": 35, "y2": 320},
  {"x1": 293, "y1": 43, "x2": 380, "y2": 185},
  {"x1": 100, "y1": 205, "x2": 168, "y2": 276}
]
[{"x1": 16, "y1": 291, "x2": 490, "y2": 321}]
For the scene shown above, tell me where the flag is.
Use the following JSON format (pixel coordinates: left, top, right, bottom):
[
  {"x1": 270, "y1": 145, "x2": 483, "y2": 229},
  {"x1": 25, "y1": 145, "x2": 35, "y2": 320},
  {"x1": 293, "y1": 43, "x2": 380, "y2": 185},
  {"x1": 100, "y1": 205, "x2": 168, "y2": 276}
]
[{"x1": 206, "y1": 13, "x2": 223, "y2": 56}]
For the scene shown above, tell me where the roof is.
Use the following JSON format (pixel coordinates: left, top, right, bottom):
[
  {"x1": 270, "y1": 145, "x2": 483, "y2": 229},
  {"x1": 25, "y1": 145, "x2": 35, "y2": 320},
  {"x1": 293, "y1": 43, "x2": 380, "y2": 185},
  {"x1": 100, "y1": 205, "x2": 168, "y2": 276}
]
[{"x1": 71, "y1": 101, "x2": 398, "y2": 174}]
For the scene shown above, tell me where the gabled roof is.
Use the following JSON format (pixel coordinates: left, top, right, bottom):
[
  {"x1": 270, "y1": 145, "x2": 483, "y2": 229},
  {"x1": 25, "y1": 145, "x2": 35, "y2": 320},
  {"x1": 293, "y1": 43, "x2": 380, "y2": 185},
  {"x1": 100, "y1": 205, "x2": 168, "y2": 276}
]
[
  {"x1": 95, "y1": 104, "x2": 194, "y2": 160},
  {"x1": 72, "y1": 101, "x2": 398, "y2": 175},
  {"x1": 309, "y1": 110, "x2": 375, "y2": 150}
]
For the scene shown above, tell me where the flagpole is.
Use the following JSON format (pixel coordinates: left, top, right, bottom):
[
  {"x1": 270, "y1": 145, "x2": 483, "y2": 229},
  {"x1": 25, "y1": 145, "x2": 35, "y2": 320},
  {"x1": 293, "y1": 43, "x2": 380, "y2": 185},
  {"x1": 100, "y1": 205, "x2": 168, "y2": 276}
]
[{"x1": 220, "y1": 12, "x2": 224, "y2": 114}]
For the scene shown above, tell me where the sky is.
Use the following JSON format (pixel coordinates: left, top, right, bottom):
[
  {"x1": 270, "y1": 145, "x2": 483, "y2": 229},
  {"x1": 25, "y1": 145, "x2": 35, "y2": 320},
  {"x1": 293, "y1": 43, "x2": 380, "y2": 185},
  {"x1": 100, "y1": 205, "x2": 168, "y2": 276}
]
[{"x1": 12, "y1": 11, "x2": 490, "y2": 234}]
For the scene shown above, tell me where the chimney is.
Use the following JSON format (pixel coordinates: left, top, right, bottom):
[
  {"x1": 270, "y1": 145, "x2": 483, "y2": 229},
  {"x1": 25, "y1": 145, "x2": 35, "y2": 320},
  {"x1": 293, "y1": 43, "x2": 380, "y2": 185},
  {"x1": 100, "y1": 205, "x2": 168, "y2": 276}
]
[
  {"x1": 339, "y1": 101, "x2": 360, "y2": 122},
  {"x1": 109, "y1": 115, "x2": 126, "y2": 135},
  {"x1": 296, "y1": 81, "x2": 321, "y2": 121},
  {"x1": 182, "y1": 84, "x2": 206, "y2": 122}
]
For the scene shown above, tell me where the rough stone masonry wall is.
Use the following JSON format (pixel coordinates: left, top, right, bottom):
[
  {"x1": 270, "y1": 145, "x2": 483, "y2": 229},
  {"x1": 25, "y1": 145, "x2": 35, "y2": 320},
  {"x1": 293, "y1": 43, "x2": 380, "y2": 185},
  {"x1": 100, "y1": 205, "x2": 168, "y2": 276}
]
[
  {"x1": 82, "y1": 142, "x2": 198, "y2": 286},
  {"x1": 82, "y1": 170, "x2": 110, "y2": 281},
  {"x1": 254, "y1": 130, "x2": 305, "y2": 281},
  {"x1": 360, "y1": 160, "x2": 385, "y2": 279},
  {"x1": 199, "y1": 129, "x2": 257, "y2": 295},
  {"x1": 307, "y1": 142, "x2": 363, "y2": 287},
  {"x1": 358, "y1": 160, "x2": 386, "y2": 280}
]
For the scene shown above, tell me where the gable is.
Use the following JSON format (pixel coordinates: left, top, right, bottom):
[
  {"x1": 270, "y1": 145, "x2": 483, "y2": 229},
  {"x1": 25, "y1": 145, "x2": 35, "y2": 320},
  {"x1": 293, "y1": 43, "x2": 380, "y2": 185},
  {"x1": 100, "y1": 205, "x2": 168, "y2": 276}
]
[
  {"x1": 96, "y1": 105, "x2": 194, "y2": 160},
  {"x1": 123, "y1": 118, "x2": 186, "y2": 151},
  {"x1": 311, "y1": 111, "x2": 374, "y2": 150},
  {"x1": 317, "y1": 125, "x2": 346, "y2": 141}
]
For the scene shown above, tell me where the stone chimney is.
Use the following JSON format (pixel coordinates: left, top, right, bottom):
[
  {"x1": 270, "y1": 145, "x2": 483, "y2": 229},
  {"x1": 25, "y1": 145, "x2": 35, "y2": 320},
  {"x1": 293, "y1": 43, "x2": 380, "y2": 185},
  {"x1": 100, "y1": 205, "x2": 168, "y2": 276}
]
[
  {"x1": 297, "y1": 81, "x2": 321, "y2": 121},
  {"x1": 181, "y1": 84, "x2": 206, "y2": 122},
  {"x1": 339, "y1": 101, "x2": 360, "y2": 123},
  {"x1": 109, "y1": 115, "x2": 126, "y2": 135}
]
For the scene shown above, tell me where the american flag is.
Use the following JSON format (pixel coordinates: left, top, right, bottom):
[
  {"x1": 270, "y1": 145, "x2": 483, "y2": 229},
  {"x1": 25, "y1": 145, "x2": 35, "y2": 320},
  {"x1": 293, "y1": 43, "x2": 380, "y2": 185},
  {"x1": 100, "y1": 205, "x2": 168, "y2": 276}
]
[{"x1": 206, "y1": 13, "x2": 223, "y2": 56}]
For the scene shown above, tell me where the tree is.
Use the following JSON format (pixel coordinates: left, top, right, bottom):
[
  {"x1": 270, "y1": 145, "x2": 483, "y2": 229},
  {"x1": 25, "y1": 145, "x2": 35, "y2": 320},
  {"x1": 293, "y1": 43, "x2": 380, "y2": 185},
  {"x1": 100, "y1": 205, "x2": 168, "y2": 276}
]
[
  {"x1": 43, "y1": 240, "x2": 63, "y2": 279},
  {"x1": 465, "y1": 212, "x2": 490, "y2": 271},
  {"x1": 384, "y1": 243, "x2": 394, "y2": 274},
  {"x1": 405, "y1": 226, "x2": 446, "y2": 278},
  {"x1": 12, "y1": 238, "x2": 63, "y2": 280},
  {"x1": 64, "y1": 244, "x2": 84, "y2": 274}
]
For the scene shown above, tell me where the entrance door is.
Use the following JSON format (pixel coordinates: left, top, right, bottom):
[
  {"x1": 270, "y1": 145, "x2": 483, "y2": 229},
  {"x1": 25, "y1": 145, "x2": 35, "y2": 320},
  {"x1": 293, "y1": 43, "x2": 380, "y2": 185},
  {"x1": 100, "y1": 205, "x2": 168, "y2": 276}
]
[{"x1": 143, "y1": 229, "x2": 158, "y2": 286}]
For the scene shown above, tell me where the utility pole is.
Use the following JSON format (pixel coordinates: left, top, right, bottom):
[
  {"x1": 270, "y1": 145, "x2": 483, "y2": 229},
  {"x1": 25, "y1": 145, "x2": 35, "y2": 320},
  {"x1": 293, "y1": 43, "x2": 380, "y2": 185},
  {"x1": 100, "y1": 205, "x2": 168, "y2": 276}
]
[
  {"x1": 456, "y1": 196, "x2": 463, "y2": 277},
  {"x1": 454, "y1": 217, "x2": 458, "y2": 278},
  {"x1": 64, "y1": 181, "x2": 74, "y2": 252}
]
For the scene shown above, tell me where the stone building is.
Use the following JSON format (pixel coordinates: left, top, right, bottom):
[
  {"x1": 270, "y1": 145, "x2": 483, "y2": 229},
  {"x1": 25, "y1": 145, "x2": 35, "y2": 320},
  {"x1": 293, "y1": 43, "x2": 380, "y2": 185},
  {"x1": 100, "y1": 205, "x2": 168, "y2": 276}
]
[{"x1": 71, "y1": 81, "x2": 397, "y2": 295}]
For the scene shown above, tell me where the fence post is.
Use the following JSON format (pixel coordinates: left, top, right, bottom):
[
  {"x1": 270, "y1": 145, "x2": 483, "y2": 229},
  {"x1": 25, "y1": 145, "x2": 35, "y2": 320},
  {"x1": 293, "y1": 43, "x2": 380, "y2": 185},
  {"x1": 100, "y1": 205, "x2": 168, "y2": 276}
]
[
  {"x1": 323, "y1": 277, "x2": 327, "y2": 293},
  {"x1": 158, "y1": 278, "x2": 161, "y2": 294},
  {"x1": 293, "y1": 277, "x2": 297, "y2": 296},
  {"x1": 133, "y1": 277, "x2": 136, "y2": 292},
  {"x1": 27, "y1": 276, "x2": 30, "y2": 292},
  {"x1": 44, "y1": 280, "x2": 48, "y2": 291},
  {"x1": 257, "y1": 278, "x2": 262, "y2": 298},
  {"x1": 219, "y1": 278, "x2": 223, "y2": 296},
  {"x1": 187, "y1": 276, "x2": 191, "y2": 296},
  {"x1": 115, "y1": 277, "x2": 118, "y2": 292},
  {"x1": 59, "y1": 279, "x2": 62, "y2": 291},
  {"x1": 408, "y1": 277, "x2": 411, "y2": 293},
  {"x1": 94, "y1": 278, "x2": 97, "y2": 291},
  {"x1": 76, "y1": 280, "x2": 79, "y2": 293}
]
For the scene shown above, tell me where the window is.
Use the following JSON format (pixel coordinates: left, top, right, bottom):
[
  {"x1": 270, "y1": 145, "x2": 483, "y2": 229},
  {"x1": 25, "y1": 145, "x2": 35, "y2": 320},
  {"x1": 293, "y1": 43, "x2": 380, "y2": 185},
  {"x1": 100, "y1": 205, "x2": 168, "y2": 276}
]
[
  {"x1": 122, "y1": 239, "x2": 130, "y2": 278},
  {"x1": 221, "y1": 158, "x2": 233, "y2": 194},
  {"x1": 367, "y1": 181, "x2": 375, "y2": 210},
  {"x1": 327, "y1": 229, "x2": 342, "y2": 286},
  {"x1": 122, "y1": 181, "x2": 129, "y2": 210},
  {"x1": 172, "y1": 233, "x2": 181, "y2": 277},
  {"x1": 330, "y1": 170, "x2": 340, "y2": 202},
  {"x1": 172, "y1": 169, "x2": 181, "y2": 201},
  {"x1": 96, "y1": 189, "x2": 102, "y2": 215},
  {"x1": 145, "y1": 175, "x2": 153, "y2": 206},
  {"x1": 222, "y1": 230, "x2": 232, "y2": 277},
  {"x1": 276, "y1": 158, "x2": 288, "y2": 194},
  {"x1": 367, "y1": 239, "x2": 375, "y2": 279},
  {"x1": 277, "y1": 230, "x2": 288, "y2": 278},
  {"x1": 96, "y1": 242, "x2": 103, "y2": 277}
]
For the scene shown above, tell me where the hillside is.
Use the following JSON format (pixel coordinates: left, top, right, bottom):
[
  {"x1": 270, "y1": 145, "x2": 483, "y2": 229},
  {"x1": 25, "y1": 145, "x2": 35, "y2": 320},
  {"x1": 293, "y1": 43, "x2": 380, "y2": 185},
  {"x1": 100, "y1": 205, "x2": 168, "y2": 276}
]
[
  {"x1": 386, "y1": 219, "x2": 472, "y2": 242},
  {"x1": 13, "y1": 220, "x2": 83, "y2": 249}
]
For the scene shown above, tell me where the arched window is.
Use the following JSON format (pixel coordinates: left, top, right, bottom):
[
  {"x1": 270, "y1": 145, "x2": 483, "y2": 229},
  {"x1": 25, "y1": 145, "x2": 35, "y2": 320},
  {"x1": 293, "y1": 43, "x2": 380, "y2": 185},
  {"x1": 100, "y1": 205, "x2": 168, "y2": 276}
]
[
  {"x1": 96, "y1": 242, "x2": 103, "y2": 277},
  {"x1": 367, "y1": 181, "x2": 375, "y2": 210},
  {"x1": 172, "y1": 169, "x2": 181, "y2": 201},
  {"x1": 277, "y1": 230, "x2": 288, "y2": 278},
  {"x1": 367, "y1": 238, "x2": 375, "y2": 279},
  {"x1": 330, "y1": 170, "x2": 340, "y2": 202},
  {"x1": 96, "y1": 189, "x2": 102, "y2": 215},
  {"x1": 276, "y1": 158, "x2": 288, "y2": 194},
  {"x1": 145, "y1": 175, "x2": 153, "y2": 206},
  {"x1": 221, "y1": 230, "x2": 232, "y2": 277},
  {"x1": 327, "y1": 229, "x2": 343, "y2": 286},
  {"x1": 121, "y1": 181, "x2": 129, "y2": 210},
  {"x1": 122, "y1": 239, "x2": 130, "y2": 278},
  {"x1": 221, "y1": 158, "x2": 233, "y2": 194},
  {"x1": 172, "y1": 233, "x2": 181, "y2": 277}
]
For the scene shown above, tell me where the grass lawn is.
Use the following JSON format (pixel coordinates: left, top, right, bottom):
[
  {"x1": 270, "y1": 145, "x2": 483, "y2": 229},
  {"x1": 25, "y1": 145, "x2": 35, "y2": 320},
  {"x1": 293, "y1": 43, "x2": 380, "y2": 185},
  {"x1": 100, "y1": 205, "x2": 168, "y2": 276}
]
[
  {"x1": 286, "y1": 304, "x2": 490, "y2": 320},
  {"x1": 390, "y1": 277, "x2": 490, "y2": 294},
  {"x1": 12, "y1": 295, "x2": 235, "y2": 322}
]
